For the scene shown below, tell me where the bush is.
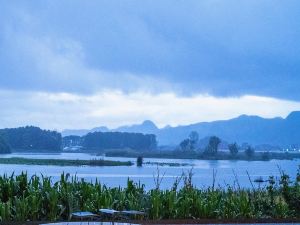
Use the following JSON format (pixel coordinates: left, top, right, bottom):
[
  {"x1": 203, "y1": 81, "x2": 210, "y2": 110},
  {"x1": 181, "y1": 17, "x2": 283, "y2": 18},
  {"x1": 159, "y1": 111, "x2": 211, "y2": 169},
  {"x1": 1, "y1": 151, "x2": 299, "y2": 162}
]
[
  {"x1": 204, "y1": 136, "x2": 221, "y2": 155},
  {"x1": 245, "y1": 146, "x2": 255, "y2": 158},
  {"x1": 228, "y1": 143, "x2": 239, "y2": 156},
  {"x1": 137, "y1": 156, "x2": 143, "y2": 167}
]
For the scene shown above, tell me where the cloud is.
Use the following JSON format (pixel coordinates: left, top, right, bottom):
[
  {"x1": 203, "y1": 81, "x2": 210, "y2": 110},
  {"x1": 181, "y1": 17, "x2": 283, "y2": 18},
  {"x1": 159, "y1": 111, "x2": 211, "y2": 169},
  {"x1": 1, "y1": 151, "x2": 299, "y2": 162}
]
[
  {"x1": 1, "y1": 0, "x2": 300, "y2": 100},
  {"x1": 0, "y1": 89, "x2": 299, "y2": 130},
  {"x1": 1, "y1": 31, "x2": 174, "y2": 94}
]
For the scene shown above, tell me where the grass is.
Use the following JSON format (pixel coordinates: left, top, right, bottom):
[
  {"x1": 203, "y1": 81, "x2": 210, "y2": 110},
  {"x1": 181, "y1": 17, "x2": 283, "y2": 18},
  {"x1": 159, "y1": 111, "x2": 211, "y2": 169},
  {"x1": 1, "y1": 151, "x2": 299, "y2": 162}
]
[
  {"x1": 0, "y1": 157, "x2": 133, "y2": 166},
  {"x1": 0, "y1": 167, "x2": 299, "y2": 222}
]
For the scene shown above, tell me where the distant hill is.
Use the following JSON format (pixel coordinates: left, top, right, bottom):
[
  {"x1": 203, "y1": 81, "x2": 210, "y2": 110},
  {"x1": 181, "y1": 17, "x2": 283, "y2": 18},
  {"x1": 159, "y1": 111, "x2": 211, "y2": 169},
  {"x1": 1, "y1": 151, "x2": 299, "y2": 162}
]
[
  {"x1": 62, "y1": 126, "x2": 109, "y2": 137},
  {"x1": 156, "y1": 111, "x2": 300, "y2": 146},
  {"x1": 62, "y1": 121, "x2": 157, "y2": 137},
  {"x1": 112, "y1": 120, "x2": 159, "y2": 134},
  {"x1": 62, "y1": 111, "x2": 300, "y2": 147},
  {"x1": 0, "y1": 126, "x2": 62, "y2": 151}
]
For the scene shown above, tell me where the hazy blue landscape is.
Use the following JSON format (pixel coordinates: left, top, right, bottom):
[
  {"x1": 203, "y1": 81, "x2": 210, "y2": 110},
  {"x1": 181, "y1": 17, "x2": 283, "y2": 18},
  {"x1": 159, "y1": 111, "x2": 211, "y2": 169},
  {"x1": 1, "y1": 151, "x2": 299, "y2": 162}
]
[
  {"x1": 63, "y1": 111, "x2": 300, "y2": 148},
  {"x1": 0, "y1": 152, "x2": 299, "y2": 190},
  {"x1": 0, "y1": 106, "x2": 299, "y2": 193},
  {"x1": 1, "y1": 0, "x2": 300, "y2": 223}
]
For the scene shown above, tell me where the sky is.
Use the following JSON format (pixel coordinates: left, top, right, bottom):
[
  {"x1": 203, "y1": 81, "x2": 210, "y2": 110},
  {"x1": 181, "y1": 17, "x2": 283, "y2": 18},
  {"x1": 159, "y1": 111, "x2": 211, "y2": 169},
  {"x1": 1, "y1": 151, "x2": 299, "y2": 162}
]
[{"x1": 0, "y1": 0, "x2": 300, "y2": 130}]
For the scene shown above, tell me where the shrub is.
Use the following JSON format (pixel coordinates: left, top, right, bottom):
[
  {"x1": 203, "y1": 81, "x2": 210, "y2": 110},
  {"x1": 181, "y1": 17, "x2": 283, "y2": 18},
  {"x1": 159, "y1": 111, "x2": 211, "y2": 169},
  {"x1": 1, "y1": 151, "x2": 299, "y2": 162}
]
[{"x1": 137, "y1": 156, "x2": 143, "y2": 167}]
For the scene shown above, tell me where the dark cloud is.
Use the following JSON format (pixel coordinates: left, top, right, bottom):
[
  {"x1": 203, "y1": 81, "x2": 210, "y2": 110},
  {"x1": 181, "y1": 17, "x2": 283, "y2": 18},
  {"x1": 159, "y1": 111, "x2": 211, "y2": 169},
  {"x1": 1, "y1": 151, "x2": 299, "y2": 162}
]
[{"x1": 1, "y1": 0, "x2": 300, "y2": 100}]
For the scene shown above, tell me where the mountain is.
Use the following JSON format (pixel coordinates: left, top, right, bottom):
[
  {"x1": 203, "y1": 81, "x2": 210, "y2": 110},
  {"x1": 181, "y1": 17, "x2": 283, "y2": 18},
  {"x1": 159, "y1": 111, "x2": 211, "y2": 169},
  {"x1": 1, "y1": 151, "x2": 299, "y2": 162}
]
[
  {"x1": 112, "y1": 120, "x2": 159, "y2": 134},
  {"x1": 156, "y1": 115, "x2": 284, "y2": 146},
  {"x1": 62, "y1": 111, "x2": 300, "y2": 147},
  {"x1": 62, "y1": 126, "x2": 109, "y2": 137},
  {"x1": 155, "y1": 112, "x2": 300, "y2": 146},
  {"x1": 62, "y1": 121, "x2": 158, "y2": 137}
]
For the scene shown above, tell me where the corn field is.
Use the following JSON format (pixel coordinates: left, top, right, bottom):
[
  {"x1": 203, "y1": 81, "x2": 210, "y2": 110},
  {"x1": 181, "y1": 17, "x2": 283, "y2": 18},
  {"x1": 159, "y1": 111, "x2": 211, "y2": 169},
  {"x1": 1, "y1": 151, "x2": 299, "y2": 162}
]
[{"x1": 0, "y1": 168, "x2": 299, "y2": 222}]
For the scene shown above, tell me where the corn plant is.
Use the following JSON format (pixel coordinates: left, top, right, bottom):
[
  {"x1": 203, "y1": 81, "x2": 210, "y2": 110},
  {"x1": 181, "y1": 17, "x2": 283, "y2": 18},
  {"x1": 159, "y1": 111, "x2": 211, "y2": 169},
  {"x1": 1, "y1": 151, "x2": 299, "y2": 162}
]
[{"x1": 0, "y1": 169, "x2": 298, "y2": 221}]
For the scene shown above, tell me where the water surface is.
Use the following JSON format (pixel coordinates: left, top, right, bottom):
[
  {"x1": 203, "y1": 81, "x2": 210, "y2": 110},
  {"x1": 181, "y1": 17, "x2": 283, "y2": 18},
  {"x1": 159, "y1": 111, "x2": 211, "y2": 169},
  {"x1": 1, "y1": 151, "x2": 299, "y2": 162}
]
[{"x1": 0, "y1": 153, "x2": 299, "y2": 190}]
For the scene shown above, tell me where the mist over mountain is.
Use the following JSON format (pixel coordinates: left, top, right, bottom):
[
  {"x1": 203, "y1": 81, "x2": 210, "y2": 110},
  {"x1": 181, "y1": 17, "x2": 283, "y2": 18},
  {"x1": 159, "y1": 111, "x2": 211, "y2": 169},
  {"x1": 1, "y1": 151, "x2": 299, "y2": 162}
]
[
  {"x1": 112, "y1": 120, "x2": 159, "y2": 134},
  {"x1": 62, "y1": 111, "x2": 300, "y2": 147},
  {"x1": 62, "y1": 126, "x2": 109, "y2": 137}
]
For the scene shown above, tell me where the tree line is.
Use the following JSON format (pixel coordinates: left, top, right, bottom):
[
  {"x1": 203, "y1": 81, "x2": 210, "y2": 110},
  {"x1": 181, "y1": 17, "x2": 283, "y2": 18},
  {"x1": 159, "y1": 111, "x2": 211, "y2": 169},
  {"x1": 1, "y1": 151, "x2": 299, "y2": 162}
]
[
  {"x1": 179, "y1": 131, "x2": 256, "y2": 158},
  {"x1": 0, "y1": 126, "x2": 62, "y2": 152},
  {"x1": 0, "y1": 126, "x2": 157, "y2": 153},
  {"x1": 0, "y1": 136, "x2": 11, "y2": 154},
  {"x1": 64, "y1": 131, "x2": 157, "y2": 151}
]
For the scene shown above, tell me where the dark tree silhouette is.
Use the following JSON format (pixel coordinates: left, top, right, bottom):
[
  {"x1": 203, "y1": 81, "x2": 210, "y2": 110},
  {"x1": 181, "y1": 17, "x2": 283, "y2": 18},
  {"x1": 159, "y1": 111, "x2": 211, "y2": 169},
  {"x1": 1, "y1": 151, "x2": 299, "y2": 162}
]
[
  {"x1": 179, "y1": 138, "x2": 191, "y2": 151},
  {"x1": 0, "y1": 136, "x2": 11, "y2": 154},
  {"x1": 245, "y1": 146, "x2": 255, "y2": 158},
  {"x1": 205, "y1": 136, "x2": 221, "y2": 155},
  {"x1": 189, "y1": 131, "x2": 199, "y2": 150},
  {"x1": 228, "y1": 142, "x2": 239, "y2": 156},
  {"x1": 137, "y1": 156, "x2": 143, "y2": 167},
  {"x1": 82, "y1": 132, "x2": 157, "y2": 151},
  {"x1": 0, "y1": 126, "x2": 62, "y2": 151}
]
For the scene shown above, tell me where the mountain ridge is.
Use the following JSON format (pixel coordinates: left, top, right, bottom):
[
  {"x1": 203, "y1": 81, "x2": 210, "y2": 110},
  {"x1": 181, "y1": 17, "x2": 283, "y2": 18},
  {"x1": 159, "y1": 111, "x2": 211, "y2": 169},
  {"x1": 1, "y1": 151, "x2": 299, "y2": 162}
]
[{"x1": 62, "y1": 111, "x2": 300, "y2": 147}]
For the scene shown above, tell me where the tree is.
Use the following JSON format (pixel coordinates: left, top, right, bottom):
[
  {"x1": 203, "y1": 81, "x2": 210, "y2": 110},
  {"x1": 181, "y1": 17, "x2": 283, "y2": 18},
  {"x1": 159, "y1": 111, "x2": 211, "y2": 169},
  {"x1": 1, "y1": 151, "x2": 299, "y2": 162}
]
[
  {"x1": 205, "y1": 136, "x2": 221, "y2": 155},
  {"x1": 137, "y1": 156, "x2": 143, "y2": 167},
  {"x1": 189, "y1": 131, "x2": 199, "y2": 150},
  {"x1": 245, "y1": 146, "x2": 255, "y2": 158},
  {"x1": 179, "y1": 139, "x2": 191, "y2": 151},
  {"x1": 228, "y1": 142, "x2": 239, "y2": 156},
  {"x1": 262, "y1": 151, "x2": 270, "y2": 161},
  {"x1": 0, "y1": 136, "x2": 11, "y2": 154}
]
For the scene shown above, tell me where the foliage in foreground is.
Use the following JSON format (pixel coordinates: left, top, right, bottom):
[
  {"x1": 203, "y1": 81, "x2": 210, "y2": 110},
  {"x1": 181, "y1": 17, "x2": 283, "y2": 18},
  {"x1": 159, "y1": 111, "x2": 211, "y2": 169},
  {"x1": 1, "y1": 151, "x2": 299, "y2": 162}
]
[{"x1": 0, "y1": 168, "x2": 299, "y2": 222}]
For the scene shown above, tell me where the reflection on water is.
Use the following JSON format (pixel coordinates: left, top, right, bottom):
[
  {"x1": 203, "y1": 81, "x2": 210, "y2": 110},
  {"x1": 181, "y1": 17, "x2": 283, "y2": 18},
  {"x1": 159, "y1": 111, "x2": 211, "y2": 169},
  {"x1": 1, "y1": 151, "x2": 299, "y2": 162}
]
[{"x1": 0, "y1": 153, "x2": 299, "y2": 190}]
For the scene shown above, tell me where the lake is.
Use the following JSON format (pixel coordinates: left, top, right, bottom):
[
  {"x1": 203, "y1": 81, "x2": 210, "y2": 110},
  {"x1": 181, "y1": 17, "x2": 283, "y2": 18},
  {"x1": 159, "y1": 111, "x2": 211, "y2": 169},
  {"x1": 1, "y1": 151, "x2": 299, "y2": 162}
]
[{"x1": 0, "y1": 152, "x2": 299, "y2": 190}]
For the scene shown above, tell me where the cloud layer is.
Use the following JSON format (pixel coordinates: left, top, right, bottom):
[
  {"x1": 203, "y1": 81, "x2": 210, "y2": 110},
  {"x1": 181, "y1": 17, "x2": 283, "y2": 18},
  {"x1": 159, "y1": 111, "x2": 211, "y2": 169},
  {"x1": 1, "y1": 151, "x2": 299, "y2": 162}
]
[
  {"x1": 1, "y1": 90, "x2": 299, "y2": 130},
  {"x1": 1, "y1": 0, "x2": 300, "y2": 99},
  {"x1": 0, "y1": 1, "x2": 300, "y2": 129}
]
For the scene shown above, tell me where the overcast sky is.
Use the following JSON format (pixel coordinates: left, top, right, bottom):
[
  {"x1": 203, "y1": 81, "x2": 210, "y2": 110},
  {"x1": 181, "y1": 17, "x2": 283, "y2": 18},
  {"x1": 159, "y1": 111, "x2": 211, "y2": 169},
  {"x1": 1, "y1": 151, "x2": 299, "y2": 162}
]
[{"x1": 0, "y1": 0, "x2": 300, "y2": 130}]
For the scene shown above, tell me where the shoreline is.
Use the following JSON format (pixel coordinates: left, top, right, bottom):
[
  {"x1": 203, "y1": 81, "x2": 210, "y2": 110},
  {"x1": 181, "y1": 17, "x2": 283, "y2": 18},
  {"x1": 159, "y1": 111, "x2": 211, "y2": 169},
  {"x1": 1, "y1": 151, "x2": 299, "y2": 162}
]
[
  {"x1": 104, "y1": 151, "x2": 300, "y2": 161},
  {"x1": 0, "y1": 157, "x2": 133, "y2": 167}
]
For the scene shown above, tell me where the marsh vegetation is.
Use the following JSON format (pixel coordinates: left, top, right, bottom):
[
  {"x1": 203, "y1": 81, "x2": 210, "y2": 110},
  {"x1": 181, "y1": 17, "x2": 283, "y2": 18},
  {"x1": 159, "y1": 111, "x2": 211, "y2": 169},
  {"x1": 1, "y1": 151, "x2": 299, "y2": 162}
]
[
  {"x1": 0, "y1": 157, "x2": 132, "y2": 167},
  {"x1": 0, "y1": 168, "x2": 299, "y2": 222}
]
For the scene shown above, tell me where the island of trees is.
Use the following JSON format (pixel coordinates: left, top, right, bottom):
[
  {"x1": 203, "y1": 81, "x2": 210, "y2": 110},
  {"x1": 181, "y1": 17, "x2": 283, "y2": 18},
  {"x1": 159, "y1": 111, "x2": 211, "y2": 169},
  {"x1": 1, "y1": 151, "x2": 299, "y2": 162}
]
[
  {"x1": 0, "y1": 126, "x2": 61, "y2": 153},
  {"x1": 63, "y1": 132, "x2": 157, "y2": 151},
  {"x1": 176, "y1": 132, "x2": 268, "y2": 160},
  {"x1": 104, "y1": 131, "x2": 300, "y2": 161}
]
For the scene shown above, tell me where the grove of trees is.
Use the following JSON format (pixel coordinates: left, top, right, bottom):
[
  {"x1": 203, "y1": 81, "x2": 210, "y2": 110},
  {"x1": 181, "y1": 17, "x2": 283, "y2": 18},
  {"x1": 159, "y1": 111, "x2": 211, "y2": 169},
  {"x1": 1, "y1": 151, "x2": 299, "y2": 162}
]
[
  {"x1": 205, "y1": 136, "x2": 221, "y2": 155},
  {"x1": 0, "y1": 136, "x2": 11, "y2": 154},
  {"x1": 177, "y1": 133, "x2": 260, "y2": 159},
  {"x1": 245, "y1": 146, "x2": 255, "y2": 158},
  {"x1": 82, "y1": 132, "x2": 157, "y2": 151},
  {"x1": 0, "y1": 126, "x2": 62, "y2": 151},
  {"x1": 228, "y1": 142, "x2": 239, "y2": 156},
  {"x1": 179, "y1": 131, "x2": 199, "y2": 151}
]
